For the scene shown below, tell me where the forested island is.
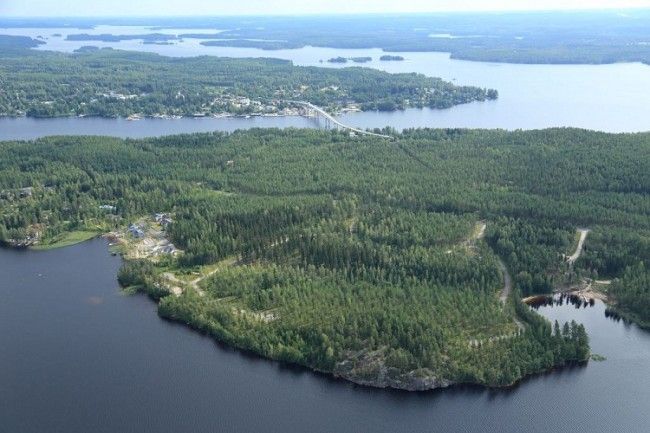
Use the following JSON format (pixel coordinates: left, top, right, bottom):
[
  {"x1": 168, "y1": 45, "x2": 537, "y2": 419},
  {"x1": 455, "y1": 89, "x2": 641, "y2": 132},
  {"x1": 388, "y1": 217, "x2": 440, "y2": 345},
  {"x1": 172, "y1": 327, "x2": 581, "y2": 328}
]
[
  {"x1": 0, "y1": 39, "x2": 496, "y2": 119},
  {"x1": 327, "y1": 56, "x2": 348, "y2": 63},
  {"x1": 327, "y1": 56, "x2": 373, "y2": 64},
  {"x1": 2, "y1": 128, "x2": 648, "y2": 389},
  {"x1": 380, "y1": 55, "x2": 405, "y2": 61}
]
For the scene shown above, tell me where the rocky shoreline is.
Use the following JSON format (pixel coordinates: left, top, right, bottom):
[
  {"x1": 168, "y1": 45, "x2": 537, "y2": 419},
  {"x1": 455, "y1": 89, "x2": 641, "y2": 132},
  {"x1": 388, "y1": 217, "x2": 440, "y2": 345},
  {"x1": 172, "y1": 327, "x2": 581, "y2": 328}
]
[{"x1": 336, "y1": 367, "x2": 454, "y2": 391}]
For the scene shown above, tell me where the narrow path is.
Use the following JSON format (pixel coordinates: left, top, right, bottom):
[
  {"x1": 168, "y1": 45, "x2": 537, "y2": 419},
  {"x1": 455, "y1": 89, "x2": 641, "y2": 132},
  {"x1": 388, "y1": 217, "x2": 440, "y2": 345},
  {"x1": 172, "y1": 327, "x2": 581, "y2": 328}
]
[
  {"x1": 467, "y1": 221, "x2": 509, "y2": 303},
  {"x1": 162, "y1": 257, "x2": 237, "y2": 297},
  {"x1": 161, "y1": 235, "x2": 288, "y2": 297},
  {"x1": 468, "y1": 222, "x2": 524, "y2": 348},
  {"x1": 468, "y1": 256, "x2": 524, "y2": 348},
  {"x1": 496, "y1": 258, "x2": 513, "y2": 304},
  {"x1": 161, "y1": 272, "x2": 184, "y2": 296},
  {"x1": 474, "y1": 221, "x2": 487, "y2": 241},
  {"x1": 566, "y1": 228, "x2": 590, "y2": 264},
  {"x1": 479, "y1": 221, "x2": 522, "y2": 328},
  {"x1": 187, "y1": 257, "x2": 238, "y2": 295},
  {"x1": 463, "y1": 221, "x2": 486, "y2": 250},
  {"x1": 497, "y1": 257, "x2": 525, "y2": 332}
]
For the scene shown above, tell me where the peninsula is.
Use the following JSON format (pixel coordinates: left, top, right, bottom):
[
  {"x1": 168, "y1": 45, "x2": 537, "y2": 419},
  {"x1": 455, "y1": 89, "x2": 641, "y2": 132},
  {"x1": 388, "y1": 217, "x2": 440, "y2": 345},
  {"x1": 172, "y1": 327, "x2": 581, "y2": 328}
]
[
  {"x1": 5, "y1": 127, "x2": 647, "y2": 389},
  {"x1": 0, "y1": 39, "x2": 497, "y2": 119}
]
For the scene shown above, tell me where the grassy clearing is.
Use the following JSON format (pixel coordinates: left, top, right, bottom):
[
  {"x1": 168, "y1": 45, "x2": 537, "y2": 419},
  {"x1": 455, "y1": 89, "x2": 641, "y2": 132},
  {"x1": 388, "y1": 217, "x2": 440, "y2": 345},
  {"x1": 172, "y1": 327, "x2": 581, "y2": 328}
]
[{"x1": 31, "y1": 230, "x2": 100, "y2": 250}]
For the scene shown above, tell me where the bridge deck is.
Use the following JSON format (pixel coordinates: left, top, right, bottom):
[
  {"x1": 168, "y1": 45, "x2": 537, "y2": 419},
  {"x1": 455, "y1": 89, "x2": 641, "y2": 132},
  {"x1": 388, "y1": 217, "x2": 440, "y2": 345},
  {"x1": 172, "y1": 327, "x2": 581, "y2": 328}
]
[{"x1": 289, "y1": 101, "x2": 392, "y2": 139}]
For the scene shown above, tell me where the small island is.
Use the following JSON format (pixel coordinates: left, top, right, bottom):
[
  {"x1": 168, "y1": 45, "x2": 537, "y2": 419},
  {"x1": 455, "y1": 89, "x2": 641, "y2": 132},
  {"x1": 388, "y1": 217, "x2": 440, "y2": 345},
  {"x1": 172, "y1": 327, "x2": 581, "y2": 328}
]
[
  {"x1": 328, "y1": 56, "x2": 373, "y2": 64},
  {"x1": 380, "y1": 55, "x2": 405, "y2": 61}
]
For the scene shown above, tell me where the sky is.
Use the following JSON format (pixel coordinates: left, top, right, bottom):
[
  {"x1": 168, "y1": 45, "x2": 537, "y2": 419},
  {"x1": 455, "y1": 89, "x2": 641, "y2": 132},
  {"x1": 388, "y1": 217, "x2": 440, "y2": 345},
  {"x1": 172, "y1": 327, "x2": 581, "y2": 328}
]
[{"x1": 1, "y1": 0, "x2": 650, "y2": 17}]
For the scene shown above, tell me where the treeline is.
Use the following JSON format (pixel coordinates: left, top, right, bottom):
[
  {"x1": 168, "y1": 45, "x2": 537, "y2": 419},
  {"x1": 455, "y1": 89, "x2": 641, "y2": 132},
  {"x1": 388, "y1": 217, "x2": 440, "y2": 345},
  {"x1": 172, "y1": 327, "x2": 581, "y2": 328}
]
[
  {"x1": 608, "y1": 264, "x2": 650, "y2": 329},
  {"x1": 0, "y1": 40, "x2": 496, "y2": 118},
  {"x1": 1, "y1": 127, "x2": 647, "y2": 386}
]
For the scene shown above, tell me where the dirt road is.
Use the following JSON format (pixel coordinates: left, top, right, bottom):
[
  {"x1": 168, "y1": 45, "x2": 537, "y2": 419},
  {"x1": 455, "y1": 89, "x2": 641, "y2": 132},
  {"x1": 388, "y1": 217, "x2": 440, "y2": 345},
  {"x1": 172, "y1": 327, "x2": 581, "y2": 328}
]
[
  {"x1": 497, "y1": 258, "x2": 513, "y2": 304},
  {"x1": 567, "y1": 228, "x2": 590, "y2": 264}
]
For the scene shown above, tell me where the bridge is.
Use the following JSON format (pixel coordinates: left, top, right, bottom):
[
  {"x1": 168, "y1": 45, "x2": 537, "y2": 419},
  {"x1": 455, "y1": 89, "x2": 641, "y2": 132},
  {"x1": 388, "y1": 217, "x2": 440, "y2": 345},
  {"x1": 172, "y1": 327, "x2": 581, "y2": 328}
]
[{"x1": 288, "y1": 101, "x2": 392, "y2": 139}]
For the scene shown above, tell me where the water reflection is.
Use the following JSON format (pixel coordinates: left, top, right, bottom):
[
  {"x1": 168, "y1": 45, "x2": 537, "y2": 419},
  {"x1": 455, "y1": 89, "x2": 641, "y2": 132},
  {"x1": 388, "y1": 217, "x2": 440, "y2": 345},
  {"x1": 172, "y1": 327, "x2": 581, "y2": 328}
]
[
  {"x1": 527, "y1": 293, "x2": 596, "y2": 309},
  {"x1": 526, "y1": 293, "x2": 638, "y2": 328}
]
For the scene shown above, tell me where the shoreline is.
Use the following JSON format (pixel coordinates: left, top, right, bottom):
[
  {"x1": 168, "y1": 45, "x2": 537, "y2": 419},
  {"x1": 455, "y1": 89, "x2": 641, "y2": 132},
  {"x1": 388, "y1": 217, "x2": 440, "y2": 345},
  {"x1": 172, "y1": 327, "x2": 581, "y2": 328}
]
[
  {"x1": 156, "y1": 288, "x2": 590, "y2": 392},
  {"x1": 0, "y1": 112, "x2": 310, "y2": 121},
  {"x1": 1, "y1": 230, "x2": 595, "y2": 392},
  {"x1": 153, "y1": 302, "x2": 589, "y2": 394},
  {"x1": 0, "y1": 95, "x2": 491, "y2": 124}
]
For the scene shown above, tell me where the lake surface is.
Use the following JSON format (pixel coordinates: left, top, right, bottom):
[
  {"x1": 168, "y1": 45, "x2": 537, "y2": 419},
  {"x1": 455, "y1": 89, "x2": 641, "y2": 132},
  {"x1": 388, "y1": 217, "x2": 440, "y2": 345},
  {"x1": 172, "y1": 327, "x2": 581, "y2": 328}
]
[
  {"x1": 1, "y1": 25, "x2": 650, "y2": 139},
  {"x1": 2, "y1": 239, "x2": 649, "y2": 433},
  {"x1": 0, "y1": 115, "x2": 319, "y2": 141}
]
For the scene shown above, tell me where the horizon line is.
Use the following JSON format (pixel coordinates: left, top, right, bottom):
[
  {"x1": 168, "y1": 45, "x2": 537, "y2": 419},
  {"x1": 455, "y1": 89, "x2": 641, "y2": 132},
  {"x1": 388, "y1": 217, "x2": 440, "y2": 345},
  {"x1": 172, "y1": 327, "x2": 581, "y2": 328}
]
[{"x1": 2, "y1": 7, "x2": 650, "y2": 19}]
